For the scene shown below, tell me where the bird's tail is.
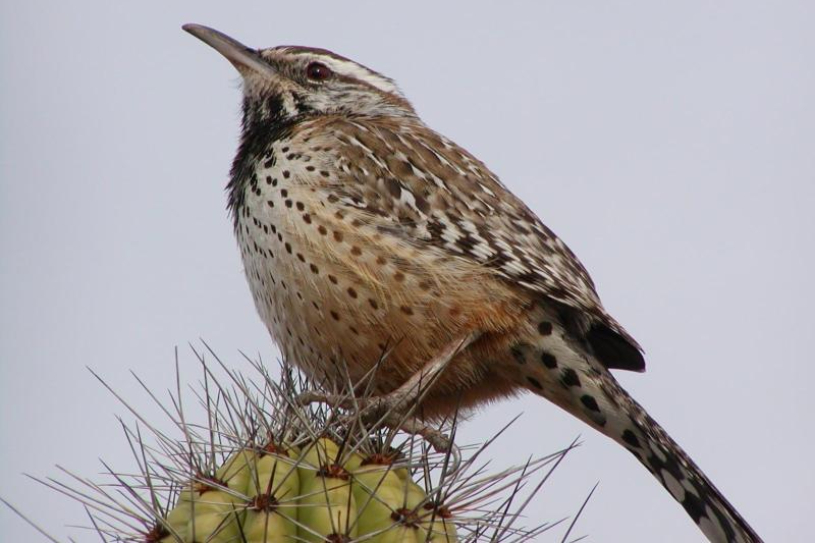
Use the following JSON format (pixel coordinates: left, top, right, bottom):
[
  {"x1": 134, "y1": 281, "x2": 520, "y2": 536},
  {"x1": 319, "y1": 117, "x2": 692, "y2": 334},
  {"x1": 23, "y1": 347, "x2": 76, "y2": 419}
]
[{"x1": 535, "y1": 360, "x2": 762, "y2": 543}]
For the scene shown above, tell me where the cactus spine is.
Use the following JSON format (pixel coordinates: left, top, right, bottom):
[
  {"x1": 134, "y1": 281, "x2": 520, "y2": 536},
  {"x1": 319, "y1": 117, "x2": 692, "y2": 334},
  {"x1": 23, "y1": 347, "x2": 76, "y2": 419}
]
[{"x1": 27, "y1": 348, "x2": 580, "y2": 542}]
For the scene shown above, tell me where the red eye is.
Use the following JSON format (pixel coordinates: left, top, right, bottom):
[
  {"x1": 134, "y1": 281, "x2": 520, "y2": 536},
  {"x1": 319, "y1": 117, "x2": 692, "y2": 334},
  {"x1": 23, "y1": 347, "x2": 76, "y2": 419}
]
[{"x1": 306, "y1": 62, "x2": 332, "y2": 81}]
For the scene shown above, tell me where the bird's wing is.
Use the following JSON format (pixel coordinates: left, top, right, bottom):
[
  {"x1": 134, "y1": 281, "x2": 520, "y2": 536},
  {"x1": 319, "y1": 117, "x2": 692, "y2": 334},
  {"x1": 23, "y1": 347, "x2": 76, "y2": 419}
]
[{"x1": 313, "y1": 116, "x2": 644, "y2": 370}]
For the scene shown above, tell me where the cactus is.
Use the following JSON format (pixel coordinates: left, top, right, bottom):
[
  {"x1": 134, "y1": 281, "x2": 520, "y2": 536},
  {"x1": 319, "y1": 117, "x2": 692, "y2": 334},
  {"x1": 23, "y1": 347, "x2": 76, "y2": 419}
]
[
  {"x1": 24, "y1": 346, "x2": 584, "y2": 542},
  {"x1": 153, "y1": 436, "x2": 464, "y2": 543}
]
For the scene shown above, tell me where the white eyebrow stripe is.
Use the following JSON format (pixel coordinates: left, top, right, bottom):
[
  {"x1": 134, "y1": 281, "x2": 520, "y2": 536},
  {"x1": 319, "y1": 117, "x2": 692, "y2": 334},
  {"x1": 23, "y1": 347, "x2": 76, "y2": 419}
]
[{"x1": 320, "y1": 57, "x2": 403, "y2": 96}]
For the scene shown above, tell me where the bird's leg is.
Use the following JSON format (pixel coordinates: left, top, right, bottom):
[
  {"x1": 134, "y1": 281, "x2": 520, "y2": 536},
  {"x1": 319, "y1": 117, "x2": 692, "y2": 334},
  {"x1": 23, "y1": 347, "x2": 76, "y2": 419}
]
[{"x1": 297, "y1": 331, "x2": 481, "y2": 453}]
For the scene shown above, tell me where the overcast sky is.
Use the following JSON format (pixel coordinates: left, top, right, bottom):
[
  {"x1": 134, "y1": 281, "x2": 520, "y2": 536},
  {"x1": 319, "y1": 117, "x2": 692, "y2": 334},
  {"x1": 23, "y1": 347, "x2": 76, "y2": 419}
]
[{"x1": 2, "y1": 1, "x2": 813, "y2": 542}]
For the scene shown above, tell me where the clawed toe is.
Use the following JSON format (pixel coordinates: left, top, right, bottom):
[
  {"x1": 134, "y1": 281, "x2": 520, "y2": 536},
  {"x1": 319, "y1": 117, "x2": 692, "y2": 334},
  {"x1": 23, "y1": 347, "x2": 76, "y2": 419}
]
[{"x1": 296, "y1": 389, "x2": 454, "y2": 458}]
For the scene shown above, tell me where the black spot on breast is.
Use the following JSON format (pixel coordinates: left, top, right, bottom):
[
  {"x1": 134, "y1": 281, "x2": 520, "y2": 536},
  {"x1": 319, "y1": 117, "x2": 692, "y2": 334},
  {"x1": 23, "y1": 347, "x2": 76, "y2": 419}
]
[
  {"x1": 560, "y1": 368, "x2": 581, "y2": 388},
  {"x1": 580, "y1": 395, "x2": 601, "y2": 412},
  {"x1": 541, "y1": 352, "x2": 558, "y2": 369}
]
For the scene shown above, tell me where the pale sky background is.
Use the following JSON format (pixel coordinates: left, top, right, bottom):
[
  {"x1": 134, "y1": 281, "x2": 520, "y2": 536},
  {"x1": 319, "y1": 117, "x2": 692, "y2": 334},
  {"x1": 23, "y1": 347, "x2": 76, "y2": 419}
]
[{"x1": 2, "y1": 1, "x2": 813, "y2": 542}]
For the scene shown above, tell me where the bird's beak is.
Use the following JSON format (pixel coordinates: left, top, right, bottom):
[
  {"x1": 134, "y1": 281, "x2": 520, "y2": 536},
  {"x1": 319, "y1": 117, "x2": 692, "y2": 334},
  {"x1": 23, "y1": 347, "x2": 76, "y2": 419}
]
[{"x1": 182, "y1": 24, "x2": 275, "y2": 77}]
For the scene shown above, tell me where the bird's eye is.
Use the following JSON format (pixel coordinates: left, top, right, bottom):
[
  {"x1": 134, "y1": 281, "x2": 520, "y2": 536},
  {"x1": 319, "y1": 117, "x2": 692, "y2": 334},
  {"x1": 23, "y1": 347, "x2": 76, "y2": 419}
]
[{"x1": 306, "y1": 62, "x2": 332, "y2": 81}]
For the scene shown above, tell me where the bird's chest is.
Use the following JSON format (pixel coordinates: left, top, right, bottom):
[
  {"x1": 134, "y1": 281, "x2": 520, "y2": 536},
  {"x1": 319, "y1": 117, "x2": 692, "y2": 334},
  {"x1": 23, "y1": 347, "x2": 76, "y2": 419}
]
[
  {"x1": 231, "y1": 141, "x2": 429, "y2": 384},
  {"x1": 233, "y1": 144, "x2": 342, "y2": 374},
  {"x1": 231, "y1": 139, "x2": 526, "y2": 393}
]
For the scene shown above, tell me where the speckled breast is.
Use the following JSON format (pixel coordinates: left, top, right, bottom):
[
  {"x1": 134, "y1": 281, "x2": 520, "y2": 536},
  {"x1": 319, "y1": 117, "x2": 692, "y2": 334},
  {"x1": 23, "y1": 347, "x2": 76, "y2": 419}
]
[{"x1": 232, "y1": 120, "x2": 525, "y2": 395}]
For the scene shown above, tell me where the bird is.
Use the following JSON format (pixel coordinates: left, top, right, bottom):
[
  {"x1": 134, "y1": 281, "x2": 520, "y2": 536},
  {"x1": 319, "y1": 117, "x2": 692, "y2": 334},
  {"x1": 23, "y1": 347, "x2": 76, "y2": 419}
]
[{"x1": 183, "y1": 24, "x2": 762, "y2": 543}]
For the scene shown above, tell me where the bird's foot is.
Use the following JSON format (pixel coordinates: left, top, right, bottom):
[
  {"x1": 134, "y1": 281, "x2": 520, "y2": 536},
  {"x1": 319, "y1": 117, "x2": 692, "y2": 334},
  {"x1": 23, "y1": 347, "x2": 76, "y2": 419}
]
[
  {"x1": 296, "y1": 331, "x2": 481, "y2": 458},
  {"x1": 297, "y1": 389, "x2": 453, "y2": 453}
]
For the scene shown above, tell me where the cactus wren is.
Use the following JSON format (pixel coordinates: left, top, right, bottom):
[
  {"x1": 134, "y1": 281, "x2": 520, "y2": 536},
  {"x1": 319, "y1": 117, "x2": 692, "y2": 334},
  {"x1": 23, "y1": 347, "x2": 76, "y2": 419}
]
[{"x1": 184, "y1": 24, "x2": 762, "y2": 543}]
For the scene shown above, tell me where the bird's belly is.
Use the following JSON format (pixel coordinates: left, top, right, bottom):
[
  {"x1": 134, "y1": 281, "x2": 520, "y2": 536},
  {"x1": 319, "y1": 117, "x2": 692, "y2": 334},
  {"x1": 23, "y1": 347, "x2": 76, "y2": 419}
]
[{"x1": 235, "y1": 174, "x2": 526, "y2": 398}]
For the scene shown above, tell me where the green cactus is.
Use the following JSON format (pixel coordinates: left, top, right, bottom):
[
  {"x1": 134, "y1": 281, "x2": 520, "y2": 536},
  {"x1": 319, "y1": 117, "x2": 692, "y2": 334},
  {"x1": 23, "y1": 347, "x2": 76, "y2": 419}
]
[
  {"x1": 23, "y1": 348, "x2": 582, "y2": 542},
  {"x1": 155, "y1": 437, "x2": 462, "y2": 543}
]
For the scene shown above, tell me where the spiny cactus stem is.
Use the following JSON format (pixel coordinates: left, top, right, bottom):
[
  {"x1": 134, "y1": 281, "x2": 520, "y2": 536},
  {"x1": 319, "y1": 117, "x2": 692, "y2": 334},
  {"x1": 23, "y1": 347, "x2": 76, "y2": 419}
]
[
  {"x1": 390, "y1": 507, "x2": 421, "y2": 528},
  {"x1": 249, "y1": 492, "x2": 279, "y2": 512},
  {"x1": 8, "y1": 347, "x2": 584, "y2": 543}
]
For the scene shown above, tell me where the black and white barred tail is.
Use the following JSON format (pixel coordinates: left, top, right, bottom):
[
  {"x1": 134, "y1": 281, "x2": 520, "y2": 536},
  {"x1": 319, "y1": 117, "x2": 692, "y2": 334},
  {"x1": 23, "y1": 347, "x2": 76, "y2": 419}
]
[
  {"x1": 524, "y1": 349, "x2": 762, "y2": 542},
  {"x1": 599, "y1": 373, "x2": 761, "y2": 542}
]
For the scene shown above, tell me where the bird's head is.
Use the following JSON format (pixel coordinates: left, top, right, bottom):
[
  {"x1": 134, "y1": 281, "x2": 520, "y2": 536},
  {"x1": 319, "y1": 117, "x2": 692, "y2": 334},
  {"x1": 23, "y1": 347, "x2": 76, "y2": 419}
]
[{"x1": 183, "y1": 24, "x2": 416, "y2": 126}]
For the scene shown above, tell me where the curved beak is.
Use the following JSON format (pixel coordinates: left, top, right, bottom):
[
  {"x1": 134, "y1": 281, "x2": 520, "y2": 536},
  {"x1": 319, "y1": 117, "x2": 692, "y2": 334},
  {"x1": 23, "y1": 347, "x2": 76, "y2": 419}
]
[{"x1": 182, "y1": 24, "x2": 275, "y2": 77}]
